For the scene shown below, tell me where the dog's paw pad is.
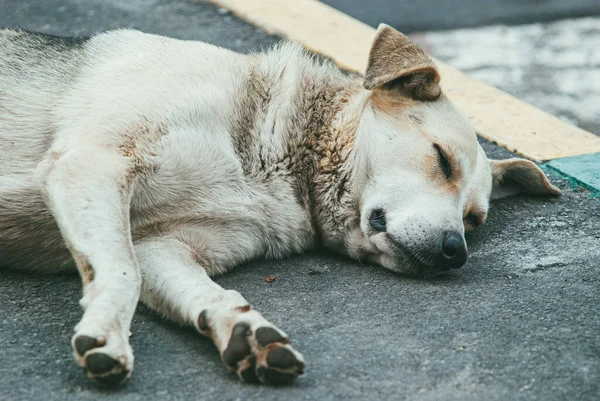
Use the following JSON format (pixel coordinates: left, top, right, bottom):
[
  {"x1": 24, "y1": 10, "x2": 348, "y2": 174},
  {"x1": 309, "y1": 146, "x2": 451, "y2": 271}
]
[
  {"x1": 222, "y1": 322, "x2": 252, "y2": 368},
  {"x1": 257, "y1": 366, "x2": 298, "y2": 385},
  {"x1": 71, "y1": 325, "x2": 132, "y2": 385},
  {"x1": 74, "y1": 335, "x2": 105, "y2": 357},
  {"x1": 84, "y1": 352, "x2": 129, "y2": 385},
  {"x1": 255, "y1": 344, "x2": 304, "y2": 385},
  {"x1": 86, "y1": 352, "x2": 120, "y2": 374},
  {"x1": 224, "y1": 323, "x2": 304, "y2": 385},
  {"x1": 266, "y1": 347, "x2": 299, "y2": 370},
  {"x1": 255, "y1": 327, "x2": 289, "y2": 346}
]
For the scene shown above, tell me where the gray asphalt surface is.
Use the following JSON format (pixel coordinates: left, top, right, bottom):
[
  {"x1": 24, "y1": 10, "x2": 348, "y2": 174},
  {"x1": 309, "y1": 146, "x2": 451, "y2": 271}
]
[
  {"x1": 0, "y1": 0, "x2": 278, "y2": 50},
  {"x1": 321, "y1": 0, "x2": 600, "y2": 33},
  {"x1": 1, "y1": 1, "x2": 599, "y2": 401}
]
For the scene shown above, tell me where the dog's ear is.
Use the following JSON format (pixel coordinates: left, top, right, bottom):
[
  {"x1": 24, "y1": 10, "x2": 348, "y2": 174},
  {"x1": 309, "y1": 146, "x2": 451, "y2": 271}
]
[
  {"x1": 490, "y1": 158, "x2": 561, "y2": 200},
  {"x1": 364, "y1": 24, "x2": 441, "y2": 101}
]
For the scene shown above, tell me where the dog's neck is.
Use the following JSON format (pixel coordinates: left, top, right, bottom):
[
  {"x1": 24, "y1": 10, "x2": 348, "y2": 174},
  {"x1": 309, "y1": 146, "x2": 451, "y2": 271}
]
[
  {"x1": 246, "y1": 48, "x2": 368, "y2": 252},
  {"x1": 306, "y1": 80, "x2": 367, "y2": 251}
]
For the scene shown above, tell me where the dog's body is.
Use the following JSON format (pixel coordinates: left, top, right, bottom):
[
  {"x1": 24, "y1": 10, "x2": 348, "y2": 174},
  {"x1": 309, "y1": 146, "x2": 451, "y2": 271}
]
[
  {"x1": 1, "y1": 29, "x2": 339, "y2": 274},
  {"x1": 0, "y1": 26, "x2": 559, "y2": 385}
]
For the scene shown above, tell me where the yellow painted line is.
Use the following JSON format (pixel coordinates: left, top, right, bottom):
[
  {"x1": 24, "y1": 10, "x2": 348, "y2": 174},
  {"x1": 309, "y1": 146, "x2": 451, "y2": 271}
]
[{"x1": 204, "y1": 0, "x2": 600, "y2": 162}]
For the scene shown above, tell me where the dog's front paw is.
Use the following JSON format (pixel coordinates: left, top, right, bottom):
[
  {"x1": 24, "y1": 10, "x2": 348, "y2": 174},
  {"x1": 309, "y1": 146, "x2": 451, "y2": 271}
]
[
  {"x1": 72, "y1": 326, "x2": 133, "y2": 385},
  {"x1": 222, "y1": 322, "x2": 305, "y2": 385}
]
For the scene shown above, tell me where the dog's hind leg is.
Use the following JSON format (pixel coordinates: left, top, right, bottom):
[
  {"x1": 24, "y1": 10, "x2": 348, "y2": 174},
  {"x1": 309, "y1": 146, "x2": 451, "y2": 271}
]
[
  {"x1": 37, "y1": 146, "x2": 142, "y2": 385},
  {"x1": 135, "y1": 237, "x2": 305, "y2": 385}
]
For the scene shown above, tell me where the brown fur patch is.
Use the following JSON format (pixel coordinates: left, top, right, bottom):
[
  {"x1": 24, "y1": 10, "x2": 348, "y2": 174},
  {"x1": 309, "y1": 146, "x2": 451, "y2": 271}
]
[
  {"x1": 369, "y1": 89, "x2": 417, "y2": 116},
  {"x1": 118, "y1": 119, "x2": 166, "y2": 190},
  {"x1": 311, "y1": 86, "x2": 364, "y2": 246},
  {"x1": 463, "y1": 210, "x2": 487, "y2": 232},
  {"x1": 236, "y1": 305, "x2": 252, "y2": 313},
  {"x1": 229, "y1": 53, "x2": 364, "y2": 248},
  {"x1": 273, "y1": 73, "x2": 356, "y2": 217},
  {"x1": 364, "y1": 24, "x2": 441, "y2": 101},
  {"x1": 68, "y1": 247, "x2": 95, "y2": 285},
  {"x1": 230, "y1": 65, "x2": 270, "y2": 177},
  {"x1": 422, "y1": 143, "x2": 462, "y2": 194}
]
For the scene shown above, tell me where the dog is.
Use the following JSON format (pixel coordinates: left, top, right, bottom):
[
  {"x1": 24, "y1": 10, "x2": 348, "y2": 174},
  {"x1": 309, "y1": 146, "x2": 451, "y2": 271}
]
[{"x1": 0, "y1": 23, "x2": 560, "y2": 385}]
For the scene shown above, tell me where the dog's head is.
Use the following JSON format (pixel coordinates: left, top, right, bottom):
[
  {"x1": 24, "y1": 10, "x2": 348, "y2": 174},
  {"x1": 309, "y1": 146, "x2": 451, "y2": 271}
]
[{"x1": 345, "y1": 24, "x2": 560, "y2": 277}]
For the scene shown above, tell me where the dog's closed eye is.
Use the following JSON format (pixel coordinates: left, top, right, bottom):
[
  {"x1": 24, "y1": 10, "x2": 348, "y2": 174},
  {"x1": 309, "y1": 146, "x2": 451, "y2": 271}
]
[{"x1": 434, "y1": 144, "x2": 452, "y2": 179}]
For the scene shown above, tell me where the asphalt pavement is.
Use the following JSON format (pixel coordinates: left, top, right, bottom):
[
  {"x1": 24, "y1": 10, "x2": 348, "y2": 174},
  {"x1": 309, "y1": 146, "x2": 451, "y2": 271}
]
[
  {"x1": 0, "y1": 1, "x2": 599, "y2": 400},
  {"x1": 321, "y1": 0, "x2": 600, "y2": 33}
]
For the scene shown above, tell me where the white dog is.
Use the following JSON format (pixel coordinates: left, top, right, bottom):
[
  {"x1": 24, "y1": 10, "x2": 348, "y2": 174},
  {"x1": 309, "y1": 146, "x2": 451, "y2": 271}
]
[{"x1": 0, "y1": 24, "x2": 560, "y2": 385}]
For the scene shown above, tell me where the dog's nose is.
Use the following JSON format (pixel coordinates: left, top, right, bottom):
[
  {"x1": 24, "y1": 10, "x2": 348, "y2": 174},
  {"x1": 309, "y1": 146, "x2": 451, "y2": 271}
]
[{"x1": 436, "y1": 231, "x2": 468, "y2": 270}]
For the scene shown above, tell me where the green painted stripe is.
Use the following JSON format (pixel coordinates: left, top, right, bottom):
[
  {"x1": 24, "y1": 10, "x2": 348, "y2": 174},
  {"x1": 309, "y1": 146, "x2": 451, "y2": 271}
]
[{"x1": 546, "y1": 152, "x2": 600, "y2": 196}]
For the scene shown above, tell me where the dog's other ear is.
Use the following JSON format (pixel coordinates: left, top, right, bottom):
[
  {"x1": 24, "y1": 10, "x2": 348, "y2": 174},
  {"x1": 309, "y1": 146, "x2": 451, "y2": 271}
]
[
  {"x1": 490, "y1": 158, "x2": 561, "y2": 200},
  {"x1": 364, "y1": 24, "x2": 441, "y2": 101}
]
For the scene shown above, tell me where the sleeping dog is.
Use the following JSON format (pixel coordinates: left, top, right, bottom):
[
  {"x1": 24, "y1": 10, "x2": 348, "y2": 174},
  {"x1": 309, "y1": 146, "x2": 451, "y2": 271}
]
[{"x1": 0, "y1": 24, "x2": 559, "y2": 385}]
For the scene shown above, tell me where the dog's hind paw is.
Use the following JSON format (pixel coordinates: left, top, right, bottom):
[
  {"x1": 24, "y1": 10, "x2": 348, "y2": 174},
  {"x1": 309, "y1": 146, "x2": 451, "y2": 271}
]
[
  {"x1": 72, "y1": 329, "x2": 133, "y2": 385},
  {"x1": 222, "y1": 322, "x2": 305, "y2": 385}
]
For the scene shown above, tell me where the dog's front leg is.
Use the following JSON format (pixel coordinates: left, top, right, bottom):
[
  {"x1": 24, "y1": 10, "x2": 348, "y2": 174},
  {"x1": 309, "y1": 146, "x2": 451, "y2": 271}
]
[
  {"x1": 37, "y1": 146, "x2": 141, "y2": 385},
  {"x1": 135, "y1": 237, "x2": 305, "y2": 385}
]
